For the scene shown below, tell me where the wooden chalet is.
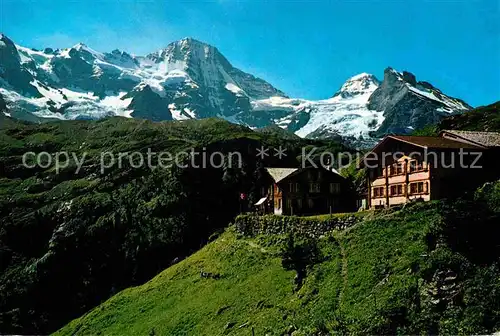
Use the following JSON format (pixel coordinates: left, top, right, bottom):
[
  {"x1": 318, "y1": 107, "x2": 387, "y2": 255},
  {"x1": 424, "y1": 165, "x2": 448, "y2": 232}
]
[
  {"x1": 365, "y1": 130, "x2": 500, "y2": 209},
  {"x1": 255, "y1": 166, "x2": 353, "y2": 216}
]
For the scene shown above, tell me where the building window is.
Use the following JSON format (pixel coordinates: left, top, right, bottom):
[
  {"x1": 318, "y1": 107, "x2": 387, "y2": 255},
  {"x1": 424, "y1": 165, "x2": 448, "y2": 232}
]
[
  {"x1": 373, "y1": 187, "x2": 384, "y2": 198},
  {"x1": 289, "y1": 183, "x2": 301, "y2": 193},
  {"x1": 409, "y1": 160, "x2": 424, "y2": 173},
  {"x1": 328, "y1": 198, "x2": 339, "y2": 211},
  {"x1": 297, "y1": 199, "x2": 303, "y2": 209},
  {"x1": 278, "y1": 199, "x2": 282, "y2": 209},
  {"x1": 261, "y1": 186, "x2": 267, "y2": 196},
  {"x1": 388, "y1": 165, "x2": 395, "y2": 176},
  {"x1": 389, "y1": 163, "x2": 404, "y2": 176},
  {"x1": 286, "y1": 199, "x2": 292, "y2": 209},
  {"x1": 409, "y1": 161, "x2": 416, "y2": 173},
  {"x1": 317, "y1": 171, "x2": 322, "y2": 180},
  {"x1": 396, "y1": 163, "x2": 404, "y2": 175},
  {"x1": 409, "y1": 182, "x2": 428, "y2": 195},
  {"x1": 390, "y1": 184, "x2": 404, "y2": 196},
  {"x1": 308, "y1": 198, "x2": 314, "y2": 208},
  {"x1": 329, "y1": 183, "x2": 341, "y2": 194},
  {"x1": 309, "y1": 183, "x2": 320, "y2": 193}
]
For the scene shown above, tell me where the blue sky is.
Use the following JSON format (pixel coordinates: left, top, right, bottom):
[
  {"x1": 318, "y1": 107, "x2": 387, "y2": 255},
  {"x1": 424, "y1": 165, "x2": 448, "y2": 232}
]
[{"x1": 1, "y1": 0, "x2": 499, "y2": 106}]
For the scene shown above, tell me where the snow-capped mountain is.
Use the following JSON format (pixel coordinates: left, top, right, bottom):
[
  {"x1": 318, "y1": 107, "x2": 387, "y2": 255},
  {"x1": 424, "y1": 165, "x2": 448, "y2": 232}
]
[
  {"x1": 289, "y1": 73, "x2": 383, "y2": 139},
  {"x1": 367, "y1": 68, "x2": 472, "y2": 136},
  {"x1": 256, "y1": 68, "x2": 471, "y2": 145},
  {"x1": 0, "y1": 33, "x2": 472, "y2": 145}
]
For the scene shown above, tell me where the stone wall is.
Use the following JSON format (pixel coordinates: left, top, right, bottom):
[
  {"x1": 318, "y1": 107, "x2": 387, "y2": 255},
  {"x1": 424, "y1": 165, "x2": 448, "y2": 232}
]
[{"x1": 234, "y1": 213, "x2": 364, "y2": 238}]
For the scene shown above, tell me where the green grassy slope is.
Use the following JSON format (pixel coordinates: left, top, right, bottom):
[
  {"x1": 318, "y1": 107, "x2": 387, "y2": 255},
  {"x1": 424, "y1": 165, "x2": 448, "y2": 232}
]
[
  {"x1": 439, "y1": 101, "x2": 500, "y2": 132},
  {"x1": 56, "y1": 195, "x2": 500, "y2": 335},
  {"x1": 413, "y1": 101, "x2": 500, "y2": 136}
]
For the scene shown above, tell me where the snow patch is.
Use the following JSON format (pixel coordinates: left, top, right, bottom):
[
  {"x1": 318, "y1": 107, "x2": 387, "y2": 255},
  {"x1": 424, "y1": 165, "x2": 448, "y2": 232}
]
[
  {"x1": 164, "y1": 70, "x2": 189, "y2": 86},
  {"x1": 169, "y1": 103, "x2": 190, "y2": 120},
  {"x1": 18, "y1": 51, "x2": 32, "y2": 64},
  {"x1": 58, "y1": 48, "x2": 72, "y2": 59},
  {"x1": 16, "y1": 45, "x2": 54, "y2": 59},
  {"x1": 407, "y1": 85, "x2": 468, "y2": 112},
  {"x1": 59, "y1": 88, "x2": 97, "y2": 101},
  {"x1": 250, "y1": 76, "x2": 382, "y2": 140},
  {"x1": 252, "y1": 96, "x2": 309, "y2": 110},
  {"x1": 30, "y1": 80, "x2": 67, "y2": 106},
  {"x1": 100, "y1": 92, "x2": 133, "y2": 118},
  {"x1": 183, "y1": 107, "x2": 196, "y2": 118},
  {"x1": 225, "y1": 83, "x2": 243, "y2": 95}
]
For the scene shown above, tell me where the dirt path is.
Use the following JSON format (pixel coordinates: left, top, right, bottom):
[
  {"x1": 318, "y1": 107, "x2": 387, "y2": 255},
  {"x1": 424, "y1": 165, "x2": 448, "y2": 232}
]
[{"x1": 338, "y1": 237, "x2": 348, "y2": 308}]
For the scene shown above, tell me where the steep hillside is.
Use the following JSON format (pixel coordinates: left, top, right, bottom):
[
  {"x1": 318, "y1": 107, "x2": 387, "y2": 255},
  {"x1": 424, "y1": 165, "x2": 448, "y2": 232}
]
[
  {"x1": 56, "y1": 196, "x2": 500, "y2": 335},
  {"x1": 0, "y1": 116, "x2": 348, "y2": 334},
  {"x1": 439, "y1": 101, "x2": 500, "y2": 132},
  {"x1": 412, "y1": 101, "x2": 500, "y2": 136}
]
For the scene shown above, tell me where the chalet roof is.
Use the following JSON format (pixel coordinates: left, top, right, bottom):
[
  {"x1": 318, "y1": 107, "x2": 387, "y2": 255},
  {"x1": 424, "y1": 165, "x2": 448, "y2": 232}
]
[
  {"x1": 361, "y1": 133, "x2": 489, "y2": 168},
  {"x1": 255, "y1": 197, "x2": 267, "y2": 206},
  {"x1": 265, "y1": 168, "x2": 298, "y2": 183},
  {"x1": 387, "y1": 135, "x2": 484, "y2": 149},
  {"x1": 441, "y1": 130, "x2": 500, "y2": 148}
]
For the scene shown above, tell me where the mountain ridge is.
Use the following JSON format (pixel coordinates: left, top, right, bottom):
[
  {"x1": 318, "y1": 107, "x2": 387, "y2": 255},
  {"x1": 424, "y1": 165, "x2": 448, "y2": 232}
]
[{"x1": 0, "y1": 33, "x2": 472, "y2": 145}]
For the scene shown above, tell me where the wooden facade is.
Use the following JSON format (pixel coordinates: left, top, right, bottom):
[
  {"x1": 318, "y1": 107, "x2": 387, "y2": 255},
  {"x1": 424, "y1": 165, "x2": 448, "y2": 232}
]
[
  {"x1": 257, "y1": 167, "x2": 352, "y2": 216},
  {"x1": 366, "y1": 131, "x2": 500, "y2": 209}
]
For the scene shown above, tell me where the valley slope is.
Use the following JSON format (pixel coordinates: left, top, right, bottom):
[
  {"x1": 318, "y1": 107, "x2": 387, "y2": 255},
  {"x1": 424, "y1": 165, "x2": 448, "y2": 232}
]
[{"x1": 55, "y1": 198, "x2": 500, "y2": 335}]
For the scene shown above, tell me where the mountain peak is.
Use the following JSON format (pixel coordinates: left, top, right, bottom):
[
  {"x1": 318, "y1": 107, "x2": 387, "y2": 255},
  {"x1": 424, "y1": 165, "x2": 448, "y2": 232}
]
[
  {"x1": 178, "y1": 37, "x2": 205, "y2": 44},
  {"x1": 146, "y1": 37, "x2": 220, "y2": 65},
  {"x1": 0, "y1": 33, "x2": 21, "y2": 66},
  {"x1": 167, "y1": 37, "x2": 215, "y2": 51},
  {"x1": 68, "y1": 42, "x2": 104, "y2": 62},
  {"x1": 334, "y1": 72, "x2": 380, "y2": 98},
  {"x1": 72, "y1": 42, "x2": 88, "y2": 50},
  {"x1": 383, "y1": 67, "x2": 418, "y2": 86},
  {"x1": 350, "y1": 72, "x2": 376, "y2": 81},
  {"x1": 0, "y1": 33, "x2": 14, "y2": 45}
]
